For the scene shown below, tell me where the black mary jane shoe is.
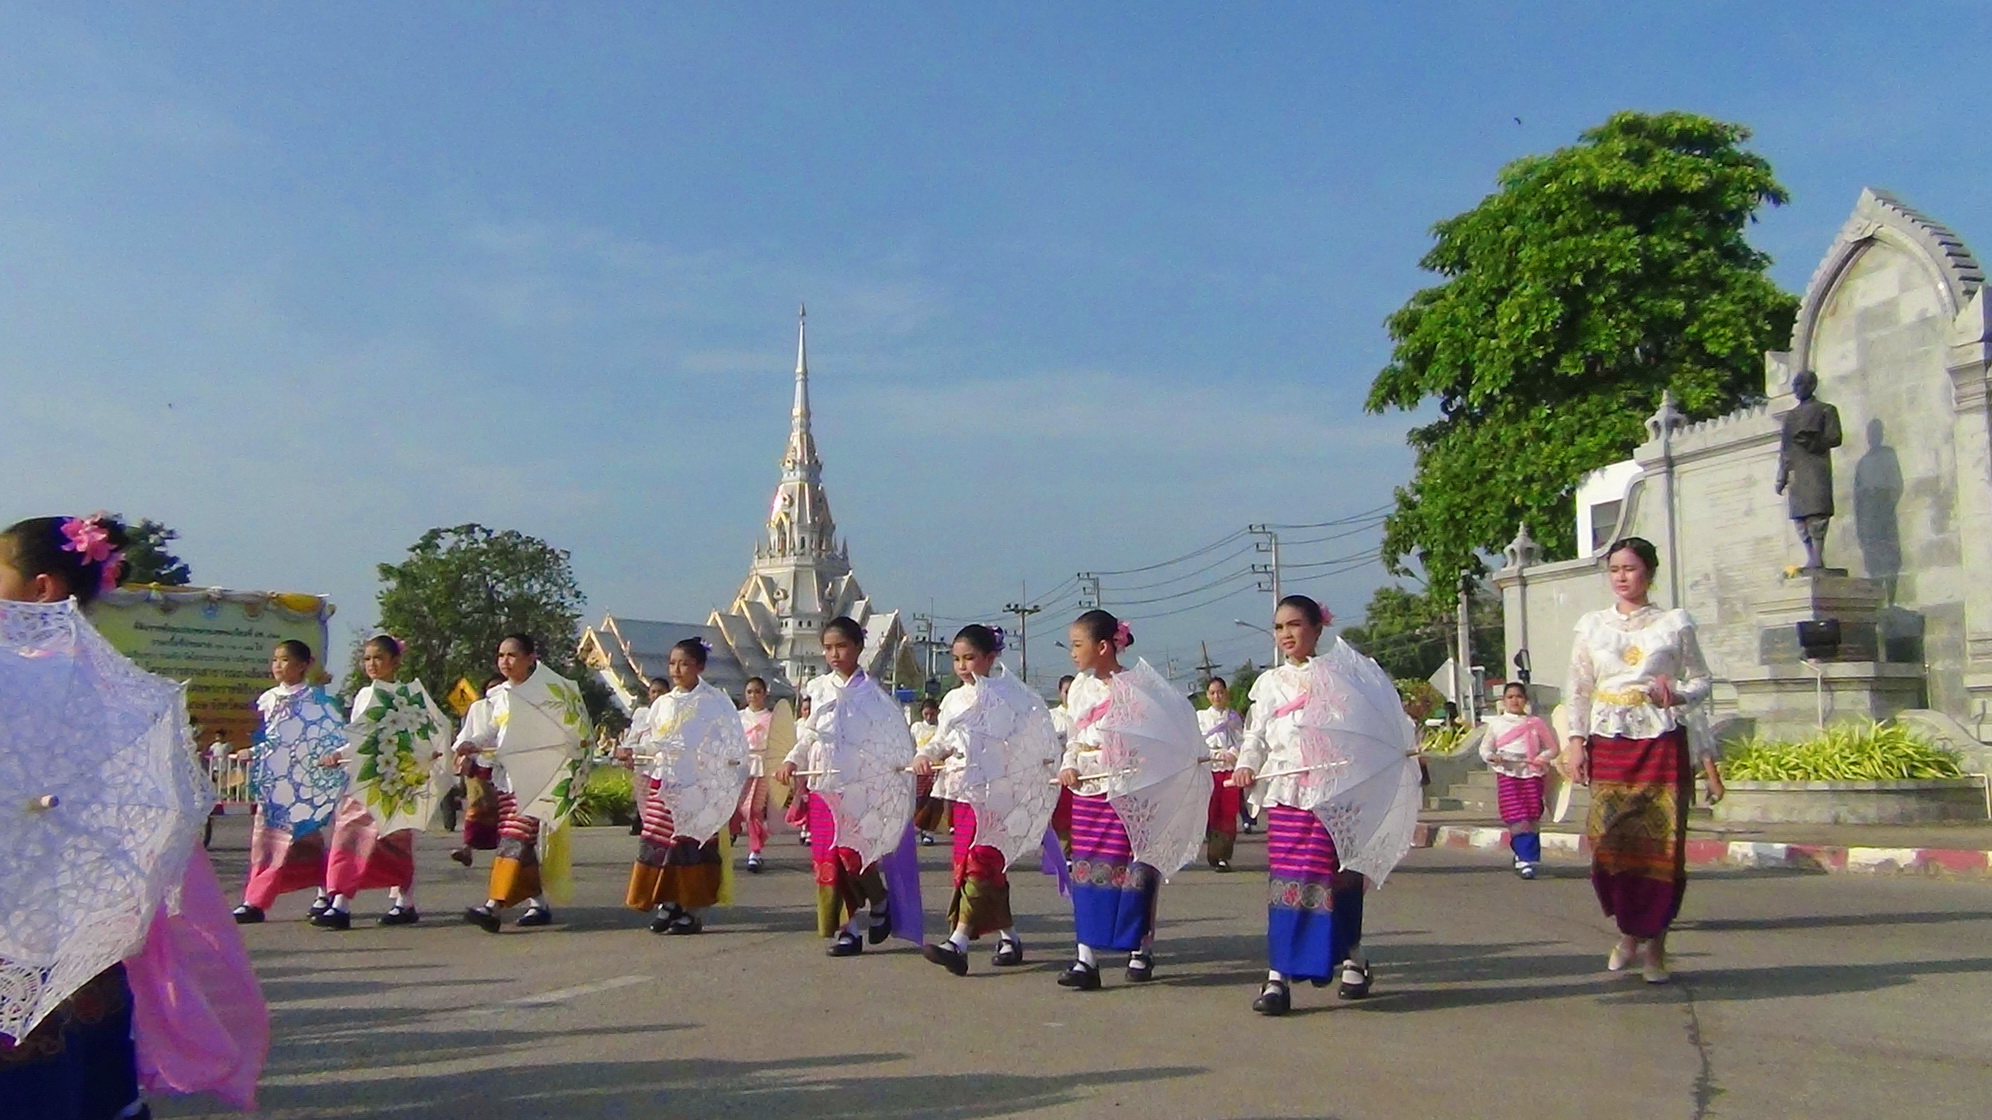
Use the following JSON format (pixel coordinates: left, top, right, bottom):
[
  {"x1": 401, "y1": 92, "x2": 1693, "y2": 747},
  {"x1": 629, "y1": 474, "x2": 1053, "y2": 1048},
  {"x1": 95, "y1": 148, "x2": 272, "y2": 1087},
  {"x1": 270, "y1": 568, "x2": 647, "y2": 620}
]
[
  {"x1": 1337, "y1": 959, "x2": 1374, "y2": 1000},
  {"x1": 231, "y1": 904, "x2": 266, "y2": 925},
  {"x1": 1213, "y1": 860, "x2": 1232, "y2": 873},
  {"x1": 922, "y1": 942, "x2": 970, "y2": 976},
  {"x1": 1252, "y1": 980, "x2": 1292, "y2": 1016},
  {"x1": 827, "y1": 931, "x2": 864, "y2": 957},
  {"x1": 866, "y1": 908, "x2": 892, "y2": 945},
  {"x1": 308, "y1": 896, "x2": 332, "y2": 917},
  {"x1": 992, "y1": 937, "x2": 1026, "y2": 968},
  {"x1": 379, "y1": 906, "x2": 420, "y2": 927},
  {"x1": 515, "y1": 906, "x2": 554, "y2": 928},
  {"x1": 665, "y1": 912, "x2": 704, "y2": 936},
  {"x1": 464, "y1": 906, "x2": 503, "y2": 934},
  {"x1": 746, "y1": 854, "x2": 764, "y2": 874},
  {"x1": 1125, "y1": 950, "x2": 1157, "y2": 983},
  {"x1": 311, "y1": 908, "x2": 352, "y2": 931},
  {"x1": 649, "y1": 905, "x2": 683, "y2": 934},
  {"x1": 1056, "y1": 961, "x2": 1102, "y2": 991}
]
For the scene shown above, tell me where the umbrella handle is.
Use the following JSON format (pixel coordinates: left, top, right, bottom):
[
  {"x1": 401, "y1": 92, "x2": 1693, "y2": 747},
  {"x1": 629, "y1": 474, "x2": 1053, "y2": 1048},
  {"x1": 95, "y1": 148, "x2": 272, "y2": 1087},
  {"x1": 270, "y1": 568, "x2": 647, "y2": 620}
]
[{"x1": 29, "y1": 794, "x2": 60, "y2": 811}]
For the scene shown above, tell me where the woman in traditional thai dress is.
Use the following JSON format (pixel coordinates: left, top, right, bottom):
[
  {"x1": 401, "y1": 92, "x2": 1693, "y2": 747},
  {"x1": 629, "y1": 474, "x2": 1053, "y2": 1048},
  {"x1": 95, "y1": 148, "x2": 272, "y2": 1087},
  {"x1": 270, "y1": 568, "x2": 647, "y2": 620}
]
[
  {"x1": 909, "y1": 697, "x2": 945, "y2": 845},
  {"x1": 1055, "y1": 610, "x2": 1208, "y2": 991},
  {"x1": 0, "y1": 515, "x2": 266, "y2": 1118},
  {"x1": 786, "y1": 694, "x2": 815, "y2": 846},
  {"x1": 459, "y1": 634, "x2": 593, "y2": 933},
  {"x1": 451, "y1": 675, "x2": 509, "y2": 866},
  {"x1": 232, "y1": 640, "x2": 346, "y2": 923},
  {"x1": 732, "y1": 676, "x2": 775, "y2": 872},
  {"x1": 1566, "y1": 536, "x2": 1723, "y2": 984},
  {"x1": 1478, "y1": 681, "x2": 1559, "y2": 879},
  {"x1": 914, "y1": 624, "x2": 1060, "y2": 975},
  {"x1": 313, "y1": 635, "x2": 450, "y2": 930},
  {"x1": 1231, "y1": 595, "x2": 1423, "y2": 1016},
  {"x1": 1047, "y1": 674, "x2": 1076, "y2": 857},
  {"x1": 622, "y1": 638, "x2": 746, "y2": 935},
  {"x1": 775, "y1": 617, "x2": 921, "y2": 957},
  {"x1": 1198, "y1": 677, "x2": 1244, "y2": 871}
]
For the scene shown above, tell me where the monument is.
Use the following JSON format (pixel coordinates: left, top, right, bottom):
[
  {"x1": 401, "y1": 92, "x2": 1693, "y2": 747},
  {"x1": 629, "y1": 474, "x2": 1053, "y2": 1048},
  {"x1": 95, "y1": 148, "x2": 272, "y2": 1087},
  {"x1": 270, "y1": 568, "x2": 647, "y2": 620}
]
[
  {"x1": 581, "y1": 309, "x2": 919, "y2": 710},
  {"x1": 1495, "y1": 189, "x2": 1989, "y2": 744}
]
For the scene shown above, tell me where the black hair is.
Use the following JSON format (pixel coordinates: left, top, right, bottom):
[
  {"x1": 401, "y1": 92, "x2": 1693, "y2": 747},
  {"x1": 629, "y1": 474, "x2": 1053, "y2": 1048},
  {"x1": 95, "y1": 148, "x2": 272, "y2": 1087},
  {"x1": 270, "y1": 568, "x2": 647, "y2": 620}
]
[
  {"x1": 648, "y1": 676, "x2": 671, "y2": 690},
  {"x1": 1605, "y1": 536, "x2": 1660, "y2": 574},
  {"x1": 500, "y1": 633, "x2": 538, "y2": 656},
  {"x1": 1073, "y1": 609, "x2": 1129, "y2": 649},
  {"x1": 744, "y1": 676, "x2": 767, "y2": 690},
  {"x1": 1503, "y1": 681, "x2": 1529, "y2": 696},
  {"x1": 0, "y1": 515, "x2": 132, "y2": 607},
  {"x1": 920, "y1": 697, "x2": 940, "y2": 713},
  {"x1": 483, "y1": 675, "x2": 506, "y2": 692},
  {"x1": 365, "y1": 633, "x2": 404, "y2": 658},
  {"x1": 823, "y1": 616, "x2": 866, "y2": 648},
  {"x1": 275, "y1": 639, "x2": 314, "y2": 662},
  {"x1": 1275, "y1": 594, "x2": 1325, "y2": 628},
  {"x1": 671, "y1": 637, "x2": 709, "y2": 667},
  {"x1": 953, "y1": 623, "x2": 1002, "y2": 657},
  {"x1": 1206, "y1": 676, "x2": 1227, "y2": 690},
  {"x1": 1058, "y1": 674, "x2": 1076, "y2": 687}
]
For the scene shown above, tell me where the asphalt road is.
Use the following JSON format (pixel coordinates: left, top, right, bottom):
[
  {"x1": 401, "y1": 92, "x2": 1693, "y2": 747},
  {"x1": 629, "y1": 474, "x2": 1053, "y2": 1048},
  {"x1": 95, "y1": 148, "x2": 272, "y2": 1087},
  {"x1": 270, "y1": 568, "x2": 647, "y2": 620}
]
[{"x1": 159, "y1": 815, "x2": 1992, "y2": 1120}]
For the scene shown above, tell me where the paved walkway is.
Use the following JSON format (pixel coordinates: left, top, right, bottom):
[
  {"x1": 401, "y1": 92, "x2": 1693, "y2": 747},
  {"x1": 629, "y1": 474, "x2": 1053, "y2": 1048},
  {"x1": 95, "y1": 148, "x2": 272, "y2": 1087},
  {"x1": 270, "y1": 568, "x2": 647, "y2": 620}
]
[{"x1": 159, "y1": 816, "x2": 1992, "y2": 1120}]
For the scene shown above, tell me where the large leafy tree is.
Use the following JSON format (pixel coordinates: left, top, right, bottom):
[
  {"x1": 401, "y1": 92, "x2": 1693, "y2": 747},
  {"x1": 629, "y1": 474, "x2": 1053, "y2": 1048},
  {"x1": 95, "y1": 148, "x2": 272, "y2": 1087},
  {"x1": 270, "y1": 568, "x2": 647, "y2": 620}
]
[
  {"x1": 1341, "y1": 584, "x2": 1503, "y2": 683},
  {"x1": 1365, "y1": 110, "x2": 1798, "y2": 591},
  {"x1": 116, "y1": 516, "x2": 193, "y2": 586},
  {"x1": 365, "y1": 524, "x2": 590, "y2": 710}
]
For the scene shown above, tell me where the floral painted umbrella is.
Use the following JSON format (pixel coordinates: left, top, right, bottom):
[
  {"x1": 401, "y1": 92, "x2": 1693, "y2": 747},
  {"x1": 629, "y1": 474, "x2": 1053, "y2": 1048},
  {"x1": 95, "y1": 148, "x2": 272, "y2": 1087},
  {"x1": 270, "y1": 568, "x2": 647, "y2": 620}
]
[
  {"x1": 345, "y1": 679, "x2": 452, "y2": 834},
  {"x1": 249, "y1": 685, "x2": 349, "y2": 838}
]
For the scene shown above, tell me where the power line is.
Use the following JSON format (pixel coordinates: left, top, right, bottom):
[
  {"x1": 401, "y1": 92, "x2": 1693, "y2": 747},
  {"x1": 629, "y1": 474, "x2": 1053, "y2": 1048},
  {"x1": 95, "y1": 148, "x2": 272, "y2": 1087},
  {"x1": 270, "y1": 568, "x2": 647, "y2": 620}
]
[
  {"x1": 1097, "y1": 543, "x2": 1258, "y2": 592},
  {"x1": 1089, "y1": 529, "x2": 1249, "y2": 577},
  {"x1": 1264, "y1": 504, "x2": 1394, "y2": 531},
  {"x1": 1104, "y1": 565, "x2": 1259, "y2": 607},
  {"x1": 1123, "y1": 582, "x2": 1261, "y2": 622},
  {"x1": 1277, "y1": 517, "x2": 1388, "y2": 548}
]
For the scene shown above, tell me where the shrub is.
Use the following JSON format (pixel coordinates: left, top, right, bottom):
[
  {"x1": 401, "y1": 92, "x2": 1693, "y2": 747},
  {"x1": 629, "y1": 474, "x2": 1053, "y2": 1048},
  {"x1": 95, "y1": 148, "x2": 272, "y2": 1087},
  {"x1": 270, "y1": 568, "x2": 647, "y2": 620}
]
[
  {"x1": 1421, "y1": 724, "x2": 1472, "y2": 756},
  {"x1": 572, "y1": 765, "x2": 636, "y2": 826},
  {"x1": 1724, "y1": 721, "x2": 1965, "y2": 781}
]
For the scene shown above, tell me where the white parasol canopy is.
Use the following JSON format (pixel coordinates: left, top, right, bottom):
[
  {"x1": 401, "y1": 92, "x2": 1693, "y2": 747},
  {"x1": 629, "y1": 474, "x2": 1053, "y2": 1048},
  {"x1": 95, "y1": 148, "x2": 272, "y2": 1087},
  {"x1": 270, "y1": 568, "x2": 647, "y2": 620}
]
[
  {"x1": 490, "y1": 663, "x2": 592, "y2": 829},
  {"x1": 643, "y1": 680, "x2": 751, "y2": 845},
  {"x1": 1085, "y1": 659, "x2": 1209, "y2": 878},
  {"x1": 937, "y1": 666, "x2": 1064, "y2": 868},
  {"x1": 801, "y1": 672, "x2": 914, "y2": 867}
]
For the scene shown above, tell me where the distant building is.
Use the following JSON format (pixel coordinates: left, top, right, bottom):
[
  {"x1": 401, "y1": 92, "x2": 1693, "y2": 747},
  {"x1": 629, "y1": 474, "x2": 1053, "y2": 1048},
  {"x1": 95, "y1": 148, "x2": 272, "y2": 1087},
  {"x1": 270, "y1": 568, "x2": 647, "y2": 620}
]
[{"x1": 580, "y1": 308, "x2": 919, "y2": 713}]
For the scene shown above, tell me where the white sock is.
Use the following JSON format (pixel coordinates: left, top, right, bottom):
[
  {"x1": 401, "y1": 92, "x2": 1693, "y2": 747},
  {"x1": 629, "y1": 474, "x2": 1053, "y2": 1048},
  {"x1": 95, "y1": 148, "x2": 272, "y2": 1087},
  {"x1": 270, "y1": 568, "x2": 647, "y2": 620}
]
[
  {"x1": 313, "y1": 888, "x2": 329, "y2": 901},
  {"x1": 947, "y1": 924, "x2": 971, "y2": 952},
  {"x1": 998, "y1": 927, "x2": 1019, "y2": 944},
  {"x1": 389, "y1": 887, "x2": 411, "y2": 908},
  {"x1": 1267, "y1": 969, "x2": 1287, "y2": 984},
  {"x1": 1076, "y1": 943, "x2": 1097, "y2": 967},
  {"x1": 843, "y1": 914, "x2": 866, "y2": 938},
  {"x1": 330, "y1": 893, "x2": 351, "y2": 914},
  {"x1": 526, "y1": 896, "x2": 547, "y2": 910},
  {"x1": 482, "y1": 898, "x2": 500, "y2": 911}
]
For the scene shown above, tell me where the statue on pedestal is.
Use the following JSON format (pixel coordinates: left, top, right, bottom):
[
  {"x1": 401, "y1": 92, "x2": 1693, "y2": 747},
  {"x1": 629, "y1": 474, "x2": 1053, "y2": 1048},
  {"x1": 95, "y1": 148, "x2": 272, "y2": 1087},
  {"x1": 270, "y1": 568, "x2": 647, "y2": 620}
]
[{"x1": 1775, "y1": 370, "x2": 1843, "y2": 571}]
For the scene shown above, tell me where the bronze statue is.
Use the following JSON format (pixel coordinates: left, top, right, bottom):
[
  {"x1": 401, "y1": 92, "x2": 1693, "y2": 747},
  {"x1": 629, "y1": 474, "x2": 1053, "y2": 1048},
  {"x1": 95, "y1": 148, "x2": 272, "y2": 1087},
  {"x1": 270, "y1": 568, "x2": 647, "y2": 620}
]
[{"x1": 1775, "y1": 370, "x2": 1843, "y2": 571}]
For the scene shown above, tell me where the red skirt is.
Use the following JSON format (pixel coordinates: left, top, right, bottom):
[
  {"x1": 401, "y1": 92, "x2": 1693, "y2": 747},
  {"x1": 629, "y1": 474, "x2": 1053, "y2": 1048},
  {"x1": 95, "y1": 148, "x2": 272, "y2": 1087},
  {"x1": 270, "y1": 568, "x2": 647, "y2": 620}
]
[
  {"x1": 1496, "y1": 773, "x2": 1546, "y2": 824},
  {"x1": 1586, "y1": 731, "x2": 1691, "y2": 939},
  {"x1": 324, "y1": 797, "x2": 415, "y2": 896}
]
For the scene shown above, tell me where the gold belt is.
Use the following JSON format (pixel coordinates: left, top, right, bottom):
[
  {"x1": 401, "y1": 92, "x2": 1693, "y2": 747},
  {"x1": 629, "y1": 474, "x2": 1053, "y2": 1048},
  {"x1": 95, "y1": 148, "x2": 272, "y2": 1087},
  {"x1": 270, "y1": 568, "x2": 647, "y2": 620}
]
[{"x1": 1593, "y1": 687, "x2": 1652, "y2": 707}]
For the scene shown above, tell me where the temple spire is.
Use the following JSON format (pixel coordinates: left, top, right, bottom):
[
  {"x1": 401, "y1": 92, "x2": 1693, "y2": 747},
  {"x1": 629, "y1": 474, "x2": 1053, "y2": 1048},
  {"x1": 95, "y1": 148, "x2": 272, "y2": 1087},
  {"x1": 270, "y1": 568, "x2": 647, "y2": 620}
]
[{"x1": 786, "y1": 303, "x2": 819, "y2": 477}]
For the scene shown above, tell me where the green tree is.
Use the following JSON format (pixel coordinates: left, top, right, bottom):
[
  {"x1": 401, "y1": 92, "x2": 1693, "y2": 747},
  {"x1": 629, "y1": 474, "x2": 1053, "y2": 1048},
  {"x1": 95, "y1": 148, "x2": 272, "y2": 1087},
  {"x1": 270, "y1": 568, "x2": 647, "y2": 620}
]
[
  {"x1": 362, "y1": 524, "x2": 593, "y2": 713},
  {"x1": 117, "y1": 516, "x2": 192, "y2": 586},
  {"x1": 1341, "y1": 584, "x2": 1504, "y2": 683},
  {"x1": 1365, "y1": 110, "x2": 1798, "y2": 592}
]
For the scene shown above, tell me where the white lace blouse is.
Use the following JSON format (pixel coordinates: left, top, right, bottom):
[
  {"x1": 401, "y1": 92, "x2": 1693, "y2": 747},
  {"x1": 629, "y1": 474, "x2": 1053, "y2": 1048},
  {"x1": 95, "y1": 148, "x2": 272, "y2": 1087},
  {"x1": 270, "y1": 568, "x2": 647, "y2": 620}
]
[
  {"x1": 914, "y1": 685, "x2": 976, "y2": 802},
  {"x1": 1197, "y1": 706, "x2": 1243, "y2": 768},
  {"x1": 1056, "y1": 671, "x2": 1116, "y2": 796},
  {"x1": 1232, "y1": 659, "x2": 1315, "y2": 811},
  {"x1": 1566, "y1": 604, "x2": 1713, "y2": 749}
]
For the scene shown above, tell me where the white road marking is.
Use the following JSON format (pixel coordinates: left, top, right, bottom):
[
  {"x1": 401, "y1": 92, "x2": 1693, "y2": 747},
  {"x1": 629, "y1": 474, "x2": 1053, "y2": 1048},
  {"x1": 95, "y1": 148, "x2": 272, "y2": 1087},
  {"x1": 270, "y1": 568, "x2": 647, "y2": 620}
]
[{"x1": 467, "y1": 974, "x2": 652, "y2": 1012}]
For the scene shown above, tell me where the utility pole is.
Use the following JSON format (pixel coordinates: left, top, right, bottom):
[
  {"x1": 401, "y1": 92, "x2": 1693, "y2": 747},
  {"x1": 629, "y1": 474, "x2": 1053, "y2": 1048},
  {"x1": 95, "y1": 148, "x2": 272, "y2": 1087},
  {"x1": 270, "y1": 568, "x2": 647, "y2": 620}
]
[
  {"x1": 1456, "y1": 573, "x2": 1477, "y2": 728},
  {"x1": 1077, "y1": 572, "x2": 1102, "y2": 610},
  {"x1": 1248, "y1": 524, "x2": 1282, "y2": 664},
  {"x1": 1195, "y1": 641, "x2": 1220, "y2": 685},
  {"x1": 1003, "y1": 587, "x2": 1043, "y2": 685}
]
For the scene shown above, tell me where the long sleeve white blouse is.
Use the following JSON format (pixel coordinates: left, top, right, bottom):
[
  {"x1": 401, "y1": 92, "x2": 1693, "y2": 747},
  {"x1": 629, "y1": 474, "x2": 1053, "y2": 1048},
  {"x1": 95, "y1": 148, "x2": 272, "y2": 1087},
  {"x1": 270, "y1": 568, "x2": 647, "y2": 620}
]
[
  {"x1": 1055, "y1": 672, "x2": 1116, "y2": 797},
  {"x1": 1566, "y1": 604, "x2": 1715, "y2": 759}
]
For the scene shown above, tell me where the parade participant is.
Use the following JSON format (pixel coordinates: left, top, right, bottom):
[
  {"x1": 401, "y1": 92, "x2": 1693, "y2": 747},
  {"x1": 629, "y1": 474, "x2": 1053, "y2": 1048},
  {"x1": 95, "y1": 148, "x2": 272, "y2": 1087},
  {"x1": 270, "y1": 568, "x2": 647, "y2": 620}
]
[
  {"x1": 914, "y1": 625, "x2": 1061, "y2": 976},
  {"x1": 1567, "y1": 537, "x2": 1720, "y2": 984},
  {"x1": 622, "y1": 679, "x2": 670, "y2": 835},
  {"x1": 733, "y1": 676, "x2": 775, "y2": 872},
  {"x1": 232, "y1": 641, "x2": 346, "y2": 923},
  {"x1": 623, "y1": 638, "x2": 748, "y2": 935},
  {"x1": 787, "y1": 694, "x2": 815, "y2": 846},
  {"x1": 459, "y1": 634, "x2": 593, "y2": 933},
  {"x1": 451, "y1": 676, "x2": 511, "y2": 866},
  {"x1": 910, "y1": 697, "x2": 944, "y2": 845},
  {"x1": 775, "y1": 617, "x2": 923, "y2": 957},
  {"x1": 309, "y1": 636, "x2": 450, "y2": 930},
  {"x1": 0, "y1": 515, "x2": 267, "y2": 1117},
  {"x1": 1048, "y1": 674, "x2": 1076, "y2": 856},
  {"x1": 1198, "y1": 677, "x2": 1244, "y2": 871},
  {"x1": 1479, "y1": 682, "x2": 1559, "y2": 879},
  {"x1": 1055, "y1": 610, "x2": 1207, "y2": 991},
  {"x1": 1231, "y1": 595, "x2": 1422, "y2": 1016}
]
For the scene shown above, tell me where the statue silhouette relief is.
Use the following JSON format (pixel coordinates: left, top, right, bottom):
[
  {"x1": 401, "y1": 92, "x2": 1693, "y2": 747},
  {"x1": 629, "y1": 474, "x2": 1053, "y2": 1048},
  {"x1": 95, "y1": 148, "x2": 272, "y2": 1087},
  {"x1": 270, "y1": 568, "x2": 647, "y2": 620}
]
[{"x1": 1775, "y1": 370, "x2": 1844, "y2": 571}]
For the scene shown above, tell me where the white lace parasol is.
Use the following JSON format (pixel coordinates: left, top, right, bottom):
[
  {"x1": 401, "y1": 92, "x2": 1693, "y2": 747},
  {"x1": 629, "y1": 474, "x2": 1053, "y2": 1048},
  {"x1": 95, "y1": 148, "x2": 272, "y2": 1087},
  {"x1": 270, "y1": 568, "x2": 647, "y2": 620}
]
[
  {"x1": 1278, "y1": 638, "x2": 1423, "y2": 884},
  {"x1": 251, "y1": 685, "x2": 350, "y2": 838},
  {"x1": 0, "y1": 599, "x2": 211, "y2": 1043},
  {"x1": 806, "y1": 674, "x2": 915, "y2": 867},
  {"x1": 1091, "y1": 659, "x2": 1209, "y2": 879},
  {"x1": 942, "y1": 667, "x2": 1064, "y2": 868},
  {"x1": 644, "y1": 681, "x2": 751, "y2": 845}
]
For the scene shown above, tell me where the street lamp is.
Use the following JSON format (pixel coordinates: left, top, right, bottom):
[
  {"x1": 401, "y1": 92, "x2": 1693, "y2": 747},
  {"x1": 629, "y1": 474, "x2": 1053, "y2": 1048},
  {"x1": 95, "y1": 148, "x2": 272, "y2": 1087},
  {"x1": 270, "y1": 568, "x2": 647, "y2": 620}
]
[{"x1": 1234, "y1": 619, "x2": 1273, "y2": 663}]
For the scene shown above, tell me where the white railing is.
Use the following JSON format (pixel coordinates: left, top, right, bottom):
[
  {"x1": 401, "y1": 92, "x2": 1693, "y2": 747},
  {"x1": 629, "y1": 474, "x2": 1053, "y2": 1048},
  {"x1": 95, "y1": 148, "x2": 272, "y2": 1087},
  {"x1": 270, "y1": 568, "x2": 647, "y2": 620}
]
[{"x1": 203, "y1": 753, "x2": 254, "y2": 807}]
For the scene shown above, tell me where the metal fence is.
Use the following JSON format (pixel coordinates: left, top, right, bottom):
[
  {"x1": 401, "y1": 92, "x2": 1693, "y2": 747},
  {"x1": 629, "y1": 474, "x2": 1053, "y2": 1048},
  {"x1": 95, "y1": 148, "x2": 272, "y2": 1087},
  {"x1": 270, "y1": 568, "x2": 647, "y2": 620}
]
[{"x1": 204, "y1": 752, "x2": 253, "y2": 808}]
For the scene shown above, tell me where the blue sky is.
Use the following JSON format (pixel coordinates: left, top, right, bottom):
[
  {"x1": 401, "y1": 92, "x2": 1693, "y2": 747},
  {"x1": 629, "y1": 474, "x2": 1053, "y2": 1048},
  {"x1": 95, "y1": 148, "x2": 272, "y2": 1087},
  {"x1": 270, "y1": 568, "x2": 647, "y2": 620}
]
[{"x1": 5, "y1": 3, "x2": 1988, "y2": 686}]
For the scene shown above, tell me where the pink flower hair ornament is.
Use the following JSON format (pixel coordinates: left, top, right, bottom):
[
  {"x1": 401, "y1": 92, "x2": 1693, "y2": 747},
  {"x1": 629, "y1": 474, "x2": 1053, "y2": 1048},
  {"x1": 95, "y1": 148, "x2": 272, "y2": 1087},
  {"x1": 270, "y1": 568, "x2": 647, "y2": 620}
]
[
  {"x1": 988, "y1": 626, "x2": 1007, "y2": 653},
  {"x1": 1112, "y1": 621, "x2": 1133, "y2": 650},
  {"x1": 60, "y1": 514, "x2": 124, "y2": 594}
]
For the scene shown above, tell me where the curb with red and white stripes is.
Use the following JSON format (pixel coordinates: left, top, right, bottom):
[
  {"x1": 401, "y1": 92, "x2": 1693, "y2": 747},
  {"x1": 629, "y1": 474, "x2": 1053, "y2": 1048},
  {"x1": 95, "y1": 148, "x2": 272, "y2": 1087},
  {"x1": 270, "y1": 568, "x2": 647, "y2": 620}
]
[{"x1": 1412, "y1": 822, "x2": 1992, "y2": 877}]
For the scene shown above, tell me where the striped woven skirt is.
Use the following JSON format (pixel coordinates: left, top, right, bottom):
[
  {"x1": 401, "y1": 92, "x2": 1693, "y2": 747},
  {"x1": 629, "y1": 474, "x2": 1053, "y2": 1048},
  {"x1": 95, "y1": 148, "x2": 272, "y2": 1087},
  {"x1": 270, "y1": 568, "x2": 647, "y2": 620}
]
[
  {"x1": 324, "y1": 797, "x2": 416, "y2": 896},
  {"x1": 460, "y1": 763, "x2": 500, "y2": 851},
  {"x1": 1265, "y1": 805, "x2": 1366, "y2": 983},
  {"x1": 946, "y1": 801, "x2": 1011, "y2": 939},
  {"x1": 627, "y1": 777, "x2": 723, "y2": 911},
  {"x1": 487, "y1": 792, "x2": 543, "y2": 907},
  {"x1": 1068, "y1": 793, "x2": 1158, "y2": 953},
  {"x1": 1495, "y1": 773, "x2": 1546, "y2": 824},
  {"x1": 1587, "y1": 730, "x2": 1692, "y2": 939}
]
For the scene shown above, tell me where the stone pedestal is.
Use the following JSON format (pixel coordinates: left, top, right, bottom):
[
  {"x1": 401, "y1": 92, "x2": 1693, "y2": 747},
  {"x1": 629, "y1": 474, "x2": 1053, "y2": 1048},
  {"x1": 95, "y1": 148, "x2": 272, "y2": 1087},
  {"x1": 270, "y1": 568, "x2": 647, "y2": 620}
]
[{"x1": 1755, "y1": 571, "x2": 1885, "y2": 663}]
